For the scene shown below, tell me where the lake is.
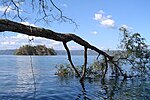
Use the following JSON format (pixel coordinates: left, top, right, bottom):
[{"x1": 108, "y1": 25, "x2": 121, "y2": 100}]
[{"x1": 0, "y1": 55, "x2": 149, "y2": 100}]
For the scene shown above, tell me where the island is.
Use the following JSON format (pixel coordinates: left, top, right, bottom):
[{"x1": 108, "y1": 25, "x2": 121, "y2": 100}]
[{"x1": 15, "y1": 45, "x2": 57, "y2": 55}]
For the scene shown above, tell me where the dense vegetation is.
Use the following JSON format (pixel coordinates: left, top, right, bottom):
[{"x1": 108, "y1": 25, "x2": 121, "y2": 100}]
[
  {"x1": 15, "y1": 45, "x2": 57, "y2": 55},
  {"x1": 116, "y1": 27, "x2": 150, "y2": 76}
]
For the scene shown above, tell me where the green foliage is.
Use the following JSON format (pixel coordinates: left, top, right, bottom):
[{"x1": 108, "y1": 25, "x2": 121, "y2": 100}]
[
  {"x1": 118, "y1": 27, "x2": 150, "y2": 76},
  {"x1": 55, "y1": 64, "x2": 80, "y2": 77},
  {"x1": 55, "y1": 59, "x2": 108, "y2": 79},
  {"x1": 15, "y1": 45, "x2": 57, "y2": 55},
  {"x1": 86, "y1": 60, "x2": 105, "y2": 78}
]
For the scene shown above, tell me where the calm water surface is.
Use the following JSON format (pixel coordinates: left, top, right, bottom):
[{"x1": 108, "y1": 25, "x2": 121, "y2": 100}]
[{"x1": 0, "y1": 55, "x2": 149, "y2": 100}]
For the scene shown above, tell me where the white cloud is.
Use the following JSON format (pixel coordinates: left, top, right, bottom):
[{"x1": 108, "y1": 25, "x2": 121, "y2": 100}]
[
  {"x1": 61, "y1": 4, "x2": 68, "y2": 8},
  {"x1": 98, "y1": 10, "x2": 105, "y2": 14},
  {"x1": 10, "y1": 41, "x2": 15, "y2": 45},
  {"x1": 1, "y1": 41, "x2": 9, "y2": 45},
  {"x1": 94, "y1": 10, "x2": 115, "y2": 28},
  {"x1": 106, "y1": 15, "x2": 112, "y2": 19},
  {"x1": 101, "y1": 19, "x2": 115, "y2": 28},
  {"x1": 0, "y1": 33, "x2": 62, "y2": 50},
  {"x1": 92, "y1": 31, "x2": 98, "y2": 34},
  {"x1": 0, "y1": 33, "x2": 87, "y2": 50},
  {"x1": 94, "y1": 13, "x2": 103, "y2": 21},
  {"x1": 20, "y1": 22, "x2": 37, "y2": 27}
]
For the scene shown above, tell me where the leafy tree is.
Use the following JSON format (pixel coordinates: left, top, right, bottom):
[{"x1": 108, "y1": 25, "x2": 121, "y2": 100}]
[{"x1": 117, "y1": 27, "x2": 150, "y2": 76}]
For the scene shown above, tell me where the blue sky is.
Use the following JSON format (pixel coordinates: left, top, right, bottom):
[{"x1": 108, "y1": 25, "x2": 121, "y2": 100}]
[{"x1": 0, "y1": 0, "x2": 150, "y2": 50}]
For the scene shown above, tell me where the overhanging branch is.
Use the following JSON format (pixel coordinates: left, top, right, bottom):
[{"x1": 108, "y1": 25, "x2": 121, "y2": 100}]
[{"x1": 0, "y1": 19, "x2": 112, "y2": 59}]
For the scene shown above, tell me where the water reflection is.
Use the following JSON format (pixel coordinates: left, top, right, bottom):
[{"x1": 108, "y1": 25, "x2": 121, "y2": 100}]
[
  {"x1": 73, "y1": 76, "x2": 150, "y2": 100},
  {"x1": 94, "y1": 77, "x2": 150, "y2": 100},
  {"x1": 76, "y1": 82, "x2": 91, "y2": 100},
  {"x1": 15, "y1": 56, "x2": 36, "y2": 99}
]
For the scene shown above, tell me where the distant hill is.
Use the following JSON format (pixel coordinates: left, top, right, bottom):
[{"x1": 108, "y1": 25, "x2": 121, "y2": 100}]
[
  {"x1": 0, "y1": 49, "x2": 99, "y2": 55},
  {"x1": 55, "y1": 50, "x2": 123, "y2": 56},
  {"x1": 56, "y1": 50, "x2": 98, "y2": 55},
  {"x1": 0, "y1": 49, "x2": 120, "y2": 56},
  {"x1": 0, "y1": 49, "x2": 16, "y2": 55}
]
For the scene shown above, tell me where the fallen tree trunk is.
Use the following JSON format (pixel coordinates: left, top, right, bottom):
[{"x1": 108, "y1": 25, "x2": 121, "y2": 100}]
[{"x1": 0, "y1": 19, "x2": 125, "y2": 82}]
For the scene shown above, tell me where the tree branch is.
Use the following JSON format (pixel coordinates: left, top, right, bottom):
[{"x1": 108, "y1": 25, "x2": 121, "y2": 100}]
[
  {"x1": 49, "y1": 0, "x2": 78, "y2": 29},
  {"x1": 63, "y1": 42, "x2": 80, "y2": 77},
  {"x1": 10, "y1": 0, "x2": 24, "y2": 21},
  {"x1": 102, "y1": 56, "x2": 108, "y2": 80},
  {"x1": 80, "y1": 47, "x2": 87, "y2": 82}
]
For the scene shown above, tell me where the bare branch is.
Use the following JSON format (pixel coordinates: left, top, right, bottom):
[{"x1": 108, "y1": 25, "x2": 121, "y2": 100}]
[
  {"x1": 80, "y1": 47, "x2": 87, "y2": 82},
  {"x1": 49, "y1": 0, "x2": 78, "y2": 29},
  {"x1": 49, "y1": 0, "x2": 63, "y2": 18},
  {"x1": 63, "y1": 42, "x2": 81, "y2": 77},
  {"x1": 1, "y1": 0, "x2": 78, "y2": 29},
  {"x1": 31, "y1": 0, "x2": 35, "y2": 10},
  {"x1": 102, "y1": 56, "x2": 108, "y2": 80},
  {"x1": 96, "y1": 53, "x2": 100, "y2": 60},
  {"x1": 10, "y1": 0, "x2": 23, "y2": 21},
  {"x1": 0, "y1": 1, "x2": 11, "y2": 19}
]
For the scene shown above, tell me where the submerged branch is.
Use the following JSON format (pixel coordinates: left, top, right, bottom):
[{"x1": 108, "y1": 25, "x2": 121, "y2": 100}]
[
  {"x1": 80, "y1": 47, "x2": 87, "y2": 82},
  {"x1": 102, "y1": 56, "x2": 108, "y2": 80}
]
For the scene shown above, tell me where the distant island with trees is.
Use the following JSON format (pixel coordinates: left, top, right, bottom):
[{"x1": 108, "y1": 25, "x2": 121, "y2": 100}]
[
  {"x1": 15, "y1": 45, "x2": 57, "y2": 55},
  {"x1": 0, "y1": 48, "x2": 121, "y2": 56}
]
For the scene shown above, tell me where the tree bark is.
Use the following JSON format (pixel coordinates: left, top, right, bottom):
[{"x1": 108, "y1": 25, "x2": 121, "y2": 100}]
[
  {"x1": 0, "y1": 19, "x2": 125, "y2": 80},
  {"x1": 63, "y1": 42, "x2": 80, "y2": 77},
  {"x1": 102, "y1": 56, "x2": 108, "y2": 80},
  {"x1": 80, "y1": 47, "x2": 87, "y2": 82}
]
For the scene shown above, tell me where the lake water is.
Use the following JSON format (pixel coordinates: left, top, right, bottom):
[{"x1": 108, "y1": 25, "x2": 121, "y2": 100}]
[{"x1": 0, "y1": 55, "x2": 149, "y2": 100}]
